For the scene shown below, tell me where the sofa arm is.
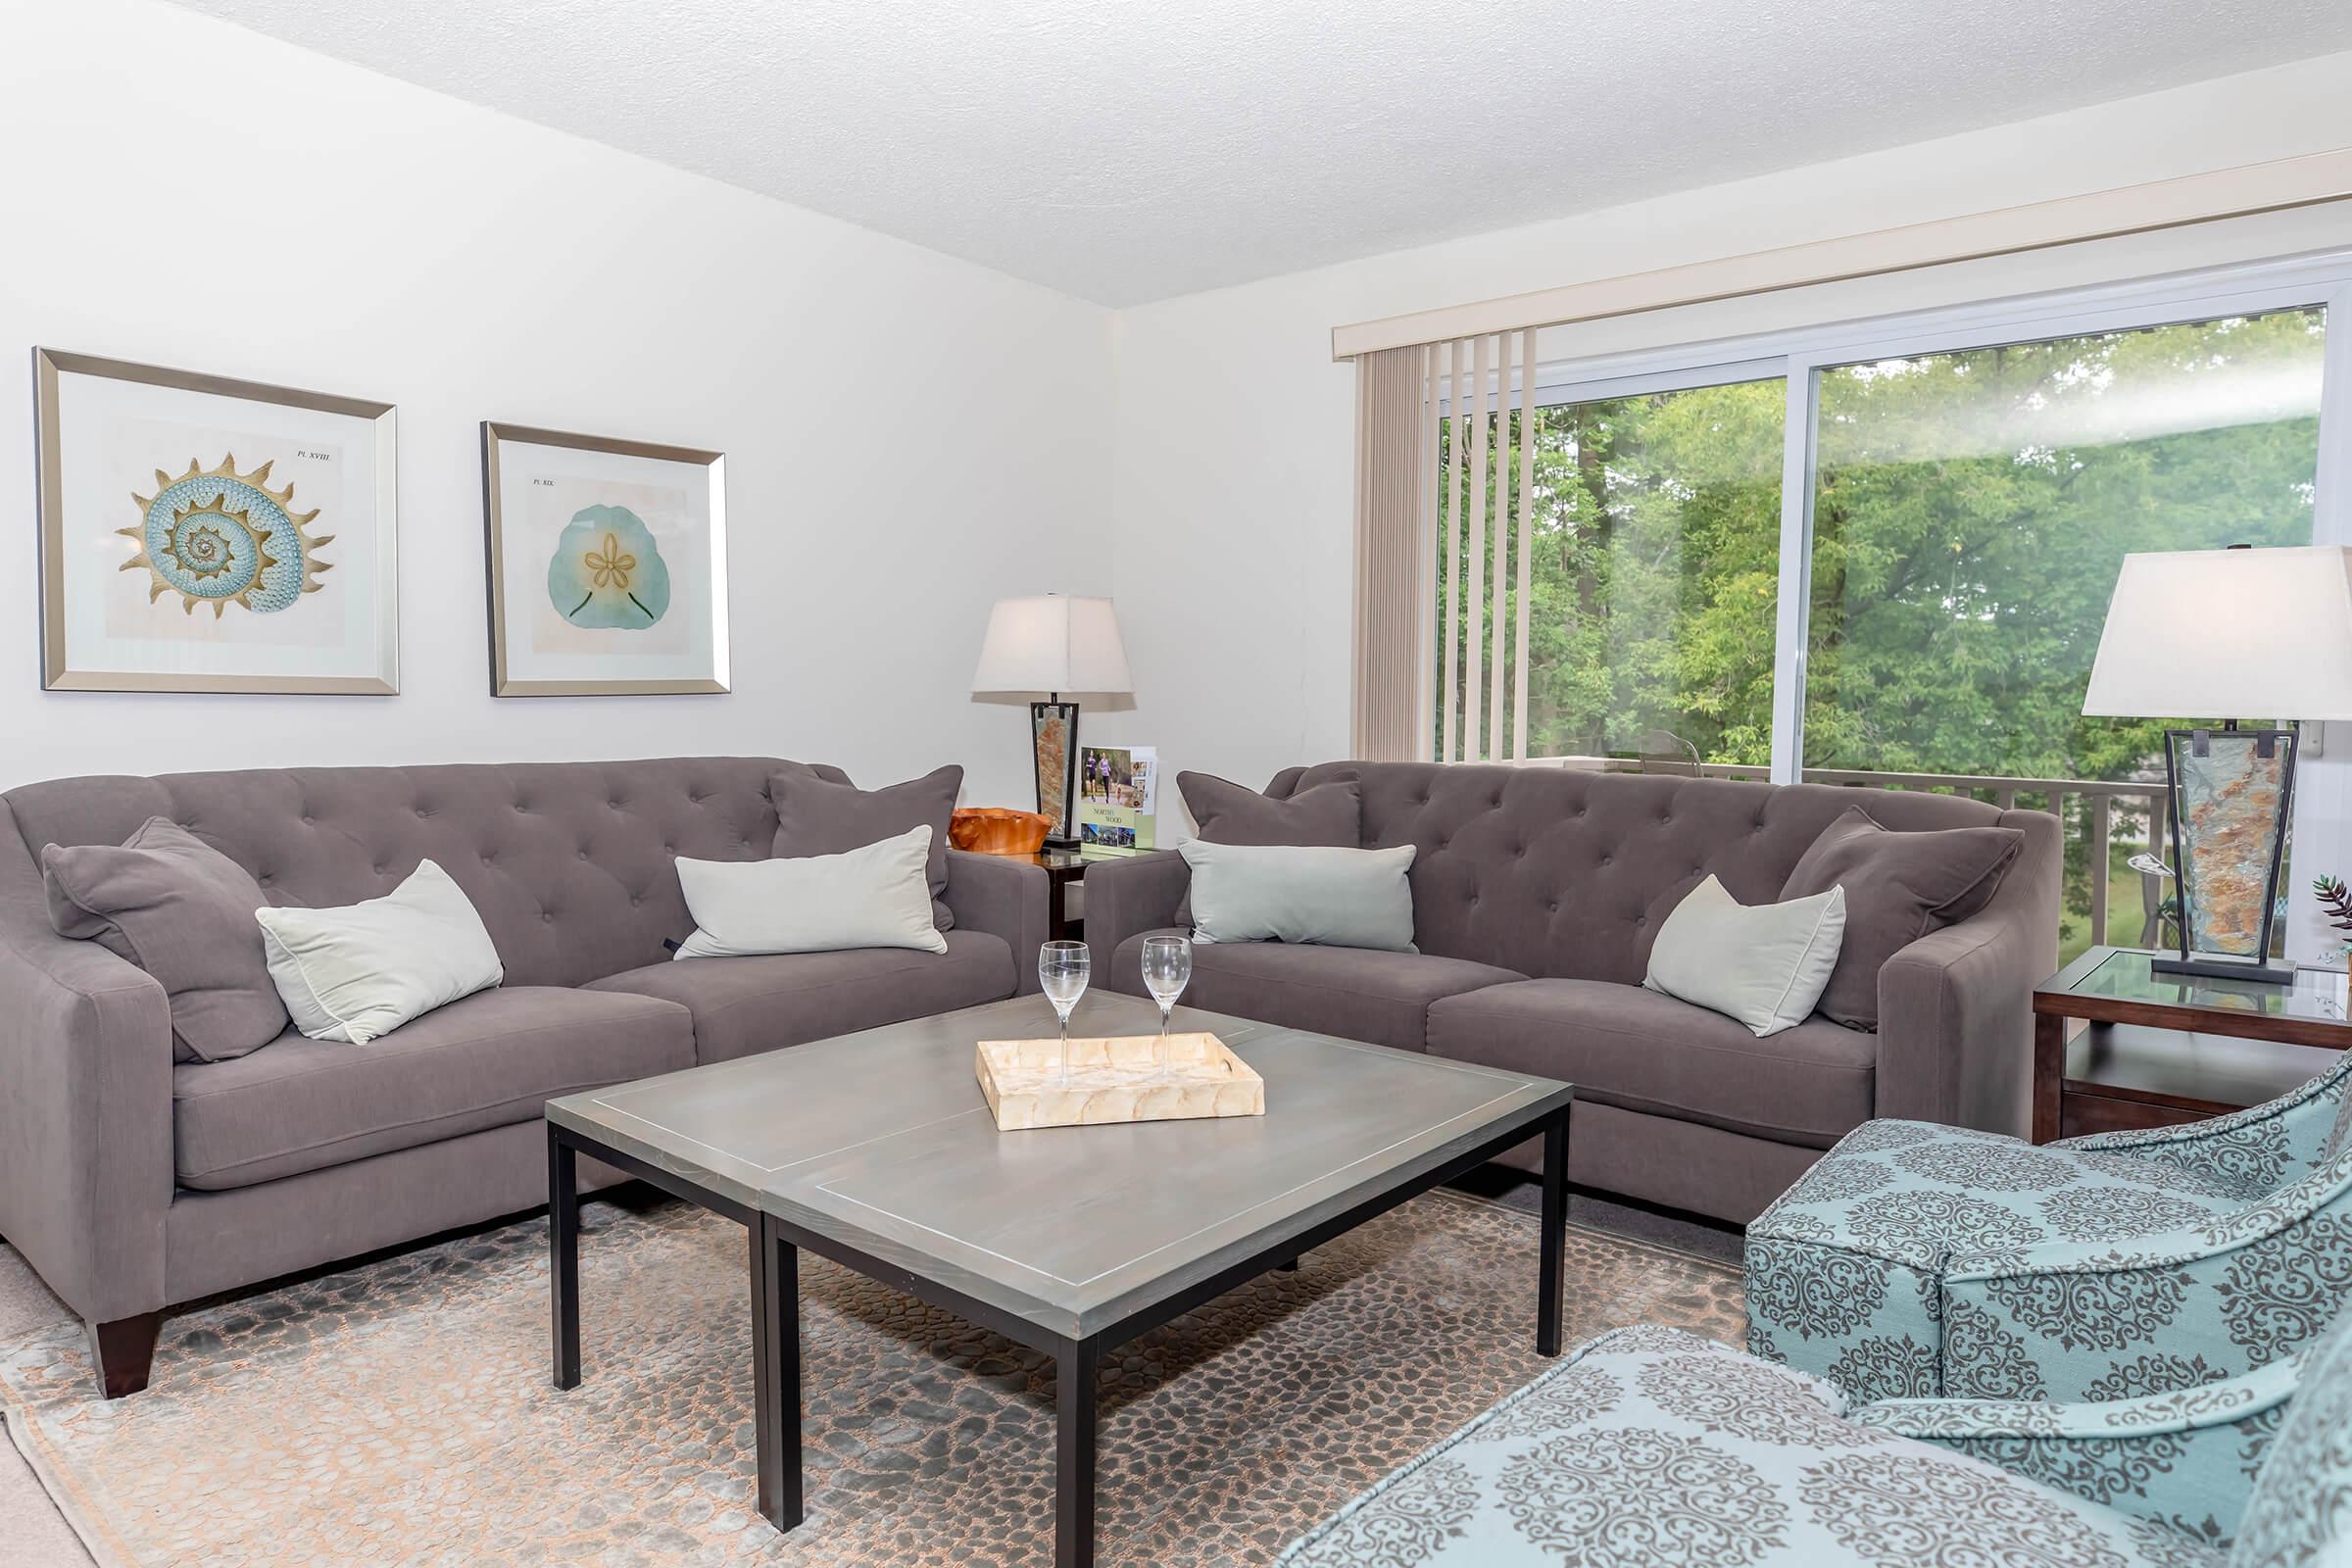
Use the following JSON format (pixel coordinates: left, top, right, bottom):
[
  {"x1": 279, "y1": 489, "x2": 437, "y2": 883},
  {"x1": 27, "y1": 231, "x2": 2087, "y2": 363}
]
[
  {"x1": 1873, "y1": 808, "x2": 2059, "y2": 1136},
  {"x1": 1852, "y1": 1352, "x2": 2299, "y2": 1546},
  {"x1": 0, "y1": 803, "x2": 174, "y2": 1326},
  {"x1": 1939, "y1": 1157, "x2": 2352, "y2": 1399},
  {"x1": 943, "y1": 849, "x2": 1048, "y2": 996},
  {"x1": 2057, "y1": 1054, "x2": 2352, "y2": 1192},
  {"x1": 1081, "y1": 851, "x2": 1190, "y2": 967}
]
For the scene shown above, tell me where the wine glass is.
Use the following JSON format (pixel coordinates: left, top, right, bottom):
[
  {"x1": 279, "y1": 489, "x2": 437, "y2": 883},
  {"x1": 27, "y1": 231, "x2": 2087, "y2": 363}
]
[
  {"x1": 1140, "y1": 935, "x2": 1192, "y2": 1062},
  {"x1": 1039, "y1": 940, "x2": 1090, "y2": 1080}
]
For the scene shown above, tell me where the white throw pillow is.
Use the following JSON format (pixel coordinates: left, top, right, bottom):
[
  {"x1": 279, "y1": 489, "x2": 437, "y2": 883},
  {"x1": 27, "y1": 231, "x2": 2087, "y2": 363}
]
[
  {"x1": 675, "y1": 825, "x2": 947, "y2": 960},
  {"x1": 254, "y1": 860, "x2": 505, "y2": 1045},
  {"x1": 1177, "y1": 839, "x2": 1418, "y2": 952},
  {"x1": 1643, "y1": 874, "x2": 1846, "y2": 1038}
]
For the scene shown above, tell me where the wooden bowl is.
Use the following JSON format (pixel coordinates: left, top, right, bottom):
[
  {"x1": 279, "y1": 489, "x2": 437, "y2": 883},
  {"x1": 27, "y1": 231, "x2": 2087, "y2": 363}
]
[{"x1": 950, "y1": 807, "x2": 1053, "y2": 857}]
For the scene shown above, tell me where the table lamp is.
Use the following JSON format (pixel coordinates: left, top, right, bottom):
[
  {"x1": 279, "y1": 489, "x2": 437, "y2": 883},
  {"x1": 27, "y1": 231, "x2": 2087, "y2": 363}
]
[
  {"x1": 2082, "y1": 544, "x2": 2352, "y2": 984},
  {"x1": 971, "y1": 594, "x2": 1133, "y2": 848}
]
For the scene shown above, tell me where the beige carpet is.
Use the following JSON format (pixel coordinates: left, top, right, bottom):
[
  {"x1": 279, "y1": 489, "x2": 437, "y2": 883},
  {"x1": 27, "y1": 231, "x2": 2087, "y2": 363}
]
[{"x1": 1, "y1": 1191, "x2": 1743, "y2": 1566}]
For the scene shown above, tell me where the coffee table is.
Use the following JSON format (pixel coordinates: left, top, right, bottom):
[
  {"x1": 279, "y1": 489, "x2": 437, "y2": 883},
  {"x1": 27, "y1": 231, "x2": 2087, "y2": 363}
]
[{"x1": 545, "y1": 990, "x2": 1573, "y2": 1568}]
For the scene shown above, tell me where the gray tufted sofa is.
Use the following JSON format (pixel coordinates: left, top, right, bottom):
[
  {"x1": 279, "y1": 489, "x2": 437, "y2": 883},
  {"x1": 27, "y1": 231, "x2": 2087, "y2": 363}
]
[
  {"x1": 1087, "y1": 761, "x2": 2060, "y2": 1225},
  {"x1": 0, "y1": 756, "x2": 1046, "y2": 1396}
]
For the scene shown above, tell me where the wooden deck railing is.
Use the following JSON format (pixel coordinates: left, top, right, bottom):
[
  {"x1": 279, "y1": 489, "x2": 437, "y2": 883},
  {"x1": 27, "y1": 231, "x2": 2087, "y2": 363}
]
[{"x1": 1520, "y1": 756, "x2": 2167, "y2": 947}]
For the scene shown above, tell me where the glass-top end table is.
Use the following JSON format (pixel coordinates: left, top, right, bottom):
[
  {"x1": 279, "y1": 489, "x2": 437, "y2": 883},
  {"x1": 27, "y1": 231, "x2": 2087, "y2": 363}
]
[
  {"x1": 2062, "y1": 946, "x2": 2349, "y2": 1027},
  {"x1": 2032, "y1": 945, "x2": 2352, "y2": 1144}
]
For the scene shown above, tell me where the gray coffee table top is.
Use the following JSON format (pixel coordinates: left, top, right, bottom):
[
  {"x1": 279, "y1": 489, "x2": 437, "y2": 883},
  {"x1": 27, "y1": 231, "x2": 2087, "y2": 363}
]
[{"x1": 548, "y1": 991, "x2": 1572, "y2": 1339}]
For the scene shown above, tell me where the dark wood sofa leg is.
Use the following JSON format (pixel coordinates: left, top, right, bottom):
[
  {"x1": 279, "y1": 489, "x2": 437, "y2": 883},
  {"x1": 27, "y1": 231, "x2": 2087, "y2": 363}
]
[{"x1": 88, "y1": 1313, "x2": 162, "y2": 1398}]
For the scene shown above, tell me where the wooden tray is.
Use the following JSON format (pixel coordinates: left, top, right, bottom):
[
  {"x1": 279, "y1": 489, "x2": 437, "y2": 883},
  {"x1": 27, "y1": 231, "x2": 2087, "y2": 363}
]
[{"x1": 974, "y1": 1033, "x2": 1265, "y2": 1131}]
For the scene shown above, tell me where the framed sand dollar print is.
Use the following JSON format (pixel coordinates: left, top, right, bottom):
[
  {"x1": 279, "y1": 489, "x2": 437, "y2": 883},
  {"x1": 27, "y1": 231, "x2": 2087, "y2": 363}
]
[
  {"x1": 480, "y1": 422, "x2": 730, "y2": 696},
  {"x1": 34, "y1": 349, "x2": 400, "y2": 693}
]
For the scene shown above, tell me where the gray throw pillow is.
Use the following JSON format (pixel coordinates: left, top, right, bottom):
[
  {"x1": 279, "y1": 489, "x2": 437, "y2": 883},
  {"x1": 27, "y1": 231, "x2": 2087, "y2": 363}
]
[
  {"x1": 1177, "y1": 771, "x2": 1360, "y2": 846},
  {"x1": 1178, "y1": 840, "x2": 1417, "y2": 953},
  {"x1": 770, "y1": 763, "x2": 961, "y2": 930},
  {"x1": 42, "y1": 817, "x2": 288, "y2": 1061},
  {"x1": 1780, "y1": 806, "x2": 2026, "y2": 1031}
]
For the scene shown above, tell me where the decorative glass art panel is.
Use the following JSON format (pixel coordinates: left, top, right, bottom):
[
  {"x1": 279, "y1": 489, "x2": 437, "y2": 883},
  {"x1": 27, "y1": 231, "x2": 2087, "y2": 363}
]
[{"x1": 2170, "y1": 728, "x2": 2292, "y2": 958}]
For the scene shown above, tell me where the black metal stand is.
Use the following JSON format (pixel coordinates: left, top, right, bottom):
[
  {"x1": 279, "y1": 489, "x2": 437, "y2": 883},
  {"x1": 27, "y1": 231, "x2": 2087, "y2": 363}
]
[
  {"x1": 549, "y1": 1131, "x2": 579, "y2": 1391},
  {"x1": 753, "y1": 1222, "x2": 804, "y2": 1530},
  {"x1": 2148, "y1": 953, "x2": 2298, "y2": 985},
  {"x1": 547, "y1": 1120, "x2": 800, "y2": 1533}
]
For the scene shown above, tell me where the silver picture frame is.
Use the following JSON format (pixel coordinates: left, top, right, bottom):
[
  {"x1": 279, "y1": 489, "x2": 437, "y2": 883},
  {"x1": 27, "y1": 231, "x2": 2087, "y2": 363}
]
[
  {"x1": 480, "y1": 421, "x2": 731, "y2": 697},
  {"x1": 35, "y1": 348, "x2": 400, "y2": 694}
]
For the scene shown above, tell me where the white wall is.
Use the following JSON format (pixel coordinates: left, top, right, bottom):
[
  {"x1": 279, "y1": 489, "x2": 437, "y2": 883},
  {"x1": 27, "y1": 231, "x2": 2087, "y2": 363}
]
[
  {"x1": 1101, "y1": 51, "x2": 2352, "y2": 821},
  {"x1": 0, "y1": 0, "x2": 1114, "y2": 804}
]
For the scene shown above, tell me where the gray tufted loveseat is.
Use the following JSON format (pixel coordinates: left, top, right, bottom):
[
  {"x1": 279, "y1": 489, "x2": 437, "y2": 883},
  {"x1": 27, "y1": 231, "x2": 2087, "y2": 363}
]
[
  {"x1": 1087, "y1": 760, "x2": 2060, "y2": 1225},
  {"x1": 0, "y1": 756, "x2": 1046, "y2": 1396}
]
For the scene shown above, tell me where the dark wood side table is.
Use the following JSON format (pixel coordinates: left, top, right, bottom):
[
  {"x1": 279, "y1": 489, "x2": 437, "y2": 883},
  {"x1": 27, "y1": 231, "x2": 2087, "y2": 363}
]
[
  {"x1": 1032, "y1": 848, "x2": 1091, "y2": 943},
  {"x1": 2032, "y1": 946, "x2": 2351, "y2": 1144}
]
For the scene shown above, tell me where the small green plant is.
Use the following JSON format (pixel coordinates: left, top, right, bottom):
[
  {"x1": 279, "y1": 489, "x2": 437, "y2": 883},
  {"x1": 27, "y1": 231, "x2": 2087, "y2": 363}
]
[{"x1": 2314, "y1": 876, "x2": 2352, "y2": 954}]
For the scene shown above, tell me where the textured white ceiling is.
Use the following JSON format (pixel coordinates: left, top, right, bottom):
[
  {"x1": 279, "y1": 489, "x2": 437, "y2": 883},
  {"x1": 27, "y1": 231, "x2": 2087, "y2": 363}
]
[{"x1": 163, "y1": 0, "x2": 2352, "y2": 306}]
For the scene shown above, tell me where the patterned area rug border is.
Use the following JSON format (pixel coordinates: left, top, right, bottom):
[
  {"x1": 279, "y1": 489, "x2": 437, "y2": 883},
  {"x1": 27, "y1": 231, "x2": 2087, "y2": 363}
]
[{"x1": 1, "y1": 1190, "x2": 1744, "y2": 1567}]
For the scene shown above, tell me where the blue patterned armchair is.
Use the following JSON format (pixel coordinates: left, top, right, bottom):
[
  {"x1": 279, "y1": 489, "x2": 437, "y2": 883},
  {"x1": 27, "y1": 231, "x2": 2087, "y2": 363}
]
[
  {"x1": 1276, "y1": 1306, "x2": 2352, "y2": 1568},
  {"x1": 1743, "y1": 1051, "x2": 2352, "y2": 1404}
]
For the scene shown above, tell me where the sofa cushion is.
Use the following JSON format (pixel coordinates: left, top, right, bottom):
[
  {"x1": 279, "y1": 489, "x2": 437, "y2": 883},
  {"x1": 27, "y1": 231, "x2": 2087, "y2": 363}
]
[
  {"x1": 1643, "y1": 873, "x2": 1845, "y2": 1037},
  {"x1": 587, "y1": 929, "x2": 1015, "y2": 1063},
  {"x1": 172, "y1": 986, "x2": 694, "y2": 1192},
  {"x1": 255, "y1": 859, "x2": 505, "y2": 1044},
  {"x1": 1179, "y1": 770, "x2": 1360, "y2": 846},
  {"x1": 770, "y1": 761, "x2": 960, "y2": 930},
  {"x1": 1180, "y1": 841, "x2": 1418, "y2": 952},
  {"x1": 1427, "y1": 978, "x2": 1878, "y2": 1148},
  {"x1": 41, "y1": 816, "x2": 286, "y2": 1062},
  {"x1": 1176, "y1": 771, "x2": 1363, "y2": 930},
  {"x1": 1112, "y1": 926, "x2": 1522, "y2": 1052},
  {"x1": 1781, "y1": 806, "x2": 2026, "y2": 1031}
]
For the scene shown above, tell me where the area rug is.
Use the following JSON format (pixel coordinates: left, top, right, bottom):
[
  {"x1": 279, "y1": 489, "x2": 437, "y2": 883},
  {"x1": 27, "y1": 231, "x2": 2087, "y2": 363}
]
[{"x1": 1, "y1": 1190, "x2": 1743, "y2": 1567}]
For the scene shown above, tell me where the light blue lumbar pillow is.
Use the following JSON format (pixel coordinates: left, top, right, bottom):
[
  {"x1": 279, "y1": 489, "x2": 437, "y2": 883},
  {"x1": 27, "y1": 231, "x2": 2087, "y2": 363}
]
[{"x1": 1177, "y1": 840, "x2": 1418, "y2": 952}]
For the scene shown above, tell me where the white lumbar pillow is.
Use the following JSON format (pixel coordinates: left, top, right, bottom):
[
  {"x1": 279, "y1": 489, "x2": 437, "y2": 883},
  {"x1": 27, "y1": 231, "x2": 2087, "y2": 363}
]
[
  {"x1": 255, "y1": 859, "x2": 505, "y2": 1045},
  {"x1": 1643, "y1": 873, "x2": 1846, "y2": 1038},
  {"x1": 1177, "y1": 839, "x2": 1418, "y2": 952},
  {"x1": 675, "y1": 825, "x2": 947, "y2": 960}
]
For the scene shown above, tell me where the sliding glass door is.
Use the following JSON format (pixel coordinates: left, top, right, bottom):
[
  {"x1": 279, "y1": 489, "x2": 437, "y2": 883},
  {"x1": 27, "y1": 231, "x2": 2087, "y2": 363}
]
[
  {"x1": 1420, "y1": 254, "x2": 2349, "y2": 958},
  {"x1": 1803, "y1": 307, "x2": 2327, "y2": 781}
]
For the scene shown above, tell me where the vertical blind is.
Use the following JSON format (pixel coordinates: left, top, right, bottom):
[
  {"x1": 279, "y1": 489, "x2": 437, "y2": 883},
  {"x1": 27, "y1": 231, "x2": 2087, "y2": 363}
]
[
  {"x1": 1439, "y1": 329, "x2": 1537, "y2": 762},
  {"x1": 1352, "y1": 330, "x2": 1538, "y2": 762}
]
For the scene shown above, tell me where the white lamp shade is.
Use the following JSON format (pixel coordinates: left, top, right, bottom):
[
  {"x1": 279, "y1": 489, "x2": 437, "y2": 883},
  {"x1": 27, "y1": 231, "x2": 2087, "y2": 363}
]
[
  {"x1": 2082, "y1": 546, "x2": 2352, "y2": 720},
  {"x1": 970, "y1": 594, "x2": 1133, "y2": 695}
]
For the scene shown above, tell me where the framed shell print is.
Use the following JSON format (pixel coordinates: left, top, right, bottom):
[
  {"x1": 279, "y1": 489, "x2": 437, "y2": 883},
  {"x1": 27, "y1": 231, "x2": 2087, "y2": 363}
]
[
  {"x1": 35, "y1": 349, "x2": 400, "y2": 693},
  {"x1": 480, "y1": 423, "x2": 730, "y2": 696}
]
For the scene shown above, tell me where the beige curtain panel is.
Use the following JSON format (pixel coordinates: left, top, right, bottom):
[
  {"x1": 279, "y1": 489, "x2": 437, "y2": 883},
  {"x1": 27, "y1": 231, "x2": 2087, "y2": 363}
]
[
  {"x1": 1349, "y1": 346, "x2": 1428, "y2": 760},
  {"x1": 1350, "y1": 331, "x2": 1537, "y2": 763}
]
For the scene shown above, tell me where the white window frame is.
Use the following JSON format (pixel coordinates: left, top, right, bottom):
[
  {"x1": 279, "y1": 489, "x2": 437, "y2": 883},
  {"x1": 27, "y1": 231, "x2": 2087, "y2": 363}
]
[{"x1": 1447, "y1": 244, "x2": 2352, "y2": 784}]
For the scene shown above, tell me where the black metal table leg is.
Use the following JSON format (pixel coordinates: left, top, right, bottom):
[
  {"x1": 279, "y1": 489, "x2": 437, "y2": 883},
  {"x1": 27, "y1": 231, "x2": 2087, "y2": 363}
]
[
  {"x1": 1055, "y1": 1337, "x2": 1100, "y2": 1568},
  {"x1": 1537, "y1": 1110, "x2": 1568, "y2": 1355},
  {"x1": 753, "y1": 1216, "x2": 804, "y2": 1532},
  {"x1": 549, "y1": 1125, "x2": 580, "y2": 1390}
]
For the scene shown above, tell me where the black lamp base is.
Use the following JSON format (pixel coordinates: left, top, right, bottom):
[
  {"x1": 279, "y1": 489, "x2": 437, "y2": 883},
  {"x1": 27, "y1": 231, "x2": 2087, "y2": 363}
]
[{"x1": 2148, "y1": 954, "x2": 2297, "y2": 986}]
